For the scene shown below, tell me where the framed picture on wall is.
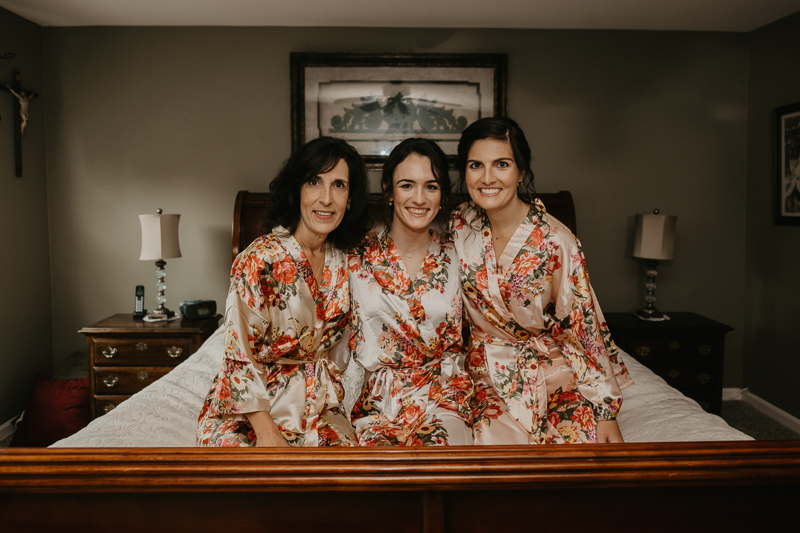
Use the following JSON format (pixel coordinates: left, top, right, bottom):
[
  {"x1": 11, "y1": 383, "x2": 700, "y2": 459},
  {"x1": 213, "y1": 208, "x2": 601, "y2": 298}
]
[
  {"x1": 290, "y1": 53, "x2": 508, "y2": 167},
  {"x1": 775, "y1": 101, "x2": 800, "y2": 225}
]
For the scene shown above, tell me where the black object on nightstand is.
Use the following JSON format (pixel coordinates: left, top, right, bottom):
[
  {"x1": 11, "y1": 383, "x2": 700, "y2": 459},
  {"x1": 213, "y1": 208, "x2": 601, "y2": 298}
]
[{"x1": 605, "y1": 312, "x2": 732, "y2": 415}]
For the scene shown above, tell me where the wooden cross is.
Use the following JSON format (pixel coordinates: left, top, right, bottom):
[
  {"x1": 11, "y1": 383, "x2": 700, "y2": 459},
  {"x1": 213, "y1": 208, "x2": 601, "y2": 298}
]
[{"x1": 2, "y1": 71, "x2": 38, "y2": 177}]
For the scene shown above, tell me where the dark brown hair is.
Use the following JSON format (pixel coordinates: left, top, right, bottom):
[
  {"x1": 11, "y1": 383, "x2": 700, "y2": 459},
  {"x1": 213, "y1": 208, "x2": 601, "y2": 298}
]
[
  {"x1": 263, "y1": 137, "x2": 371, "y2": 250},
  {"x1": 379, "y1": 138, "x2": 451, "y2": 231},
  {"x1": 456, "y1": 117, "x2": 535, "y2": 201}
]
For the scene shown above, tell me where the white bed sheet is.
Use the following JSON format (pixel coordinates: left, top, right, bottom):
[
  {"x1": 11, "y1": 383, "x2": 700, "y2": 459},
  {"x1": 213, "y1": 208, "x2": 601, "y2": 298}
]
[{"x1": 52, "y1": 325, "x2": 751, "y2": 447}]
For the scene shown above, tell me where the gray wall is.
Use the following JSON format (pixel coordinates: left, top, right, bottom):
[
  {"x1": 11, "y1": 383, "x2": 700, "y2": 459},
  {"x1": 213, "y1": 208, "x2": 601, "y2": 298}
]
[
  {"x1": 744, "y1": 11, "x2": 800, "y2": 415},
  {"x1": 0, "y1": 7, "x2": 52, "y2": 423},
  {"x1": 40, "y1": 27, "x2": 751, "y2": 391}
]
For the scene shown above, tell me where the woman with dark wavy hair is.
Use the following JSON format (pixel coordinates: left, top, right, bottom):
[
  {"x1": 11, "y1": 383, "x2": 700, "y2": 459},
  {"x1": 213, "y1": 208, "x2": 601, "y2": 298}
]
[
  {"x1": 450, "y1": 117, "x2": 633, "y2": 445},
  {"x1": 346, "y1": 138, "x2": 474, "y2": 446},
  {"x1": 198, "y1": 137, "x2": 371, "y2": 447}
]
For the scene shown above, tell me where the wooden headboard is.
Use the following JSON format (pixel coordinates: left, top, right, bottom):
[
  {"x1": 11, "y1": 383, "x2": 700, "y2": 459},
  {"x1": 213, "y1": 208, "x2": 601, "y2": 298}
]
[{"x1": 232, "y1": 190, "x2": 577, "y2": 263}]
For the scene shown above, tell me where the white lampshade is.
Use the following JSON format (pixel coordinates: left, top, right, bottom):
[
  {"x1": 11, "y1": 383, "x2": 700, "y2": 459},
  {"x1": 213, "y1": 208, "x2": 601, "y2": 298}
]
[
  {"x1": 139, "y1": 210, "x2": 182, "y2": 261},
  {"x1": 632, "y1": 212, "x2": 677, "y2": 261}
]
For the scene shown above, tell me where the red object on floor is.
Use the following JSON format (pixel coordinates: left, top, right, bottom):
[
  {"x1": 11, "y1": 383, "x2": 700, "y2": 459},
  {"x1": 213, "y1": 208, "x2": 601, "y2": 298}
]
[{"x1": 10, "y1": 375, "x2": 91, "y2": 447}]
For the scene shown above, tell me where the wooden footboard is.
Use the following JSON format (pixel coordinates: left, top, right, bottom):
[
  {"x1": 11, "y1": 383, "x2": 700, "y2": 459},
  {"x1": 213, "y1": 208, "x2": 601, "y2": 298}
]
[{"x1": 2, "y1": 441, "x2": 799, "y2": 531}]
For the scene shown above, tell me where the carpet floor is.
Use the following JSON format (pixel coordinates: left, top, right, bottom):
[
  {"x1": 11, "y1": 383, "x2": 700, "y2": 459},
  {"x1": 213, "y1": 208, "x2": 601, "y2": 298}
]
[{"x1": 721, "y1": 400, "x2": 800, "y2": 440}]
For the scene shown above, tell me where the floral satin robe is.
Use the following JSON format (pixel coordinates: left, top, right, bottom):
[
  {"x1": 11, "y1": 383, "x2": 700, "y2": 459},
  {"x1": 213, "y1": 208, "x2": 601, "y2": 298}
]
[
  {"x1": 347, "y1": 230, "x2": 474, "y2": 446},
  {"x1": 450, "y1": 200, "x2": 633, "y2": 445},
  {"x1": 197, "y1": 229, "x2": 356, "y2": 447}
]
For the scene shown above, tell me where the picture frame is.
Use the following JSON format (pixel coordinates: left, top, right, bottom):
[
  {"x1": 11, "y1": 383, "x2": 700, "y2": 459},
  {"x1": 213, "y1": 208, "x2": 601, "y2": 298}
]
[
  {"x1": 775, "y1": 101, "x2": 800, "y2": 225},
  {"x1": 291, "y1": 53, "x2": 508, "y2": 167}
]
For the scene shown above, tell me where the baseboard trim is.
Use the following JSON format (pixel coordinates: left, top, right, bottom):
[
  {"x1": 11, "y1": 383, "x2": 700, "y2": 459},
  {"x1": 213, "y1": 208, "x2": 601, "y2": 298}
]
[
  {"x1": 0, "y1": 415, "x2": 20, "y2": 442},
  {"x1": 723, "y1": 387, "x2": 800, "y2": 434},
  {"x1": 722, "y1": 387, "x2": 745, "y2": 401}
]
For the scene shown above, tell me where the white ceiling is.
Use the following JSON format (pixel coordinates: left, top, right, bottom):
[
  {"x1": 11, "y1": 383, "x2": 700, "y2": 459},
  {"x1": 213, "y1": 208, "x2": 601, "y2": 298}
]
[{"x1": 1, "y1": 0, "x2": 799, "y2": 32}]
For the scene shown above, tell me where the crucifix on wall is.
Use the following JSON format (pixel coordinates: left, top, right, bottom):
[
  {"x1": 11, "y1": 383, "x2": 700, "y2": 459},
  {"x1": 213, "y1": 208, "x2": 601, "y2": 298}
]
[{"x1": 1, "y1": 70, "x2": 38, "y2": 177}]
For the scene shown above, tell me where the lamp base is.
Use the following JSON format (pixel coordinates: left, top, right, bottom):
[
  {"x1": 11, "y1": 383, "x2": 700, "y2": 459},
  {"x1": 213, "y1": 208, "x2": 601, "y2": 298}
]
[
  {"x1": 143, "y1": 311, "x2": 182, "y2": 323},
  {"x1": 635, "y1": 308, "x2": 670, "y2": 322},
  {"x1": 636, "y1": 259, "x2": 670, "y2": 321},
  {"x1": 148, "y1": 306, "x2": 175, "y2": 319}
]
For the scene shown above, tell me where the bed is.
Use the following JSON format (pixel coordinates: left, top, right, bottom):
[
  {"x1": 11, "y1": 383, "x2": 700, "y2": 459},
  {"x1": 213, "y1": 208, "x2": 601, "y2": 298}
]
[
  {"x1": 2, "y1": 190, "x2": 799, "y2": 532},
  {"x1": 46, "y1": 325, "x2": 751, "y2": 447}
]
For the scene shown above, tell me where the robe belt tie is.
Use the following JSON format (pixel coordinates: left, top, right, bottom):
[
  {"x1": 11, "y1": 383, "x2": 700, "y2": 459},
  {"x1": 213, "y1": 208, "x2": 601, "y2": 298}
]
[
  {"x1": 369, "y1": 360, "x2": 443, "y2": 423},
  {"x1": 272, "y1": 355, "x2": 340, "y2": 447},
  {"x1": 474, "y1": 331, "x2": 551, "y2": 444}
]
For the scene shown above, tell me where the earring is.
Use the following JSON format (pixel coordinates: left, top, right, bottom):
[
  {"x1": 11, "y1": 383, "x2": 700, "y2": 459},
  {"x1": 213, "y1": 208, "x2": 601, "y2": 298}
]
[
  {"x1": 347, "y1": 200, "x2": 351, "y2": 210},
  {"x1": 389, "y1": 200, "x2": 393, "y2": 206}
]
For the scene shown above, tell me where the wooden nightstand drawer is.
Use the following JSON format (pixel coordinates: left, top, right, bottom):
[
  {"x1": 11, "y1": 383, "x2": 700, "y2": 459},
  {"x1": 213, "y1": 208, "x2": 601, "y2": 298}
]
[
  {"x1": 645, "y1": 363, "x2": 720, "y2": 393},
  {"x1": 94, "y1": 366, "x2": 171, "y2": 395},
  {"x1": 626, "y1": 337, "x2": 721, "y2": 364},
  {"x1": 91, "y1": 337, "x2": 192, "y2": 366},
  {"x1": 95, "y1": 395, "x2": 132, "y2": 416},
  {"x1": 81, "y1": 313, "x2": 221, "y2": 419}
]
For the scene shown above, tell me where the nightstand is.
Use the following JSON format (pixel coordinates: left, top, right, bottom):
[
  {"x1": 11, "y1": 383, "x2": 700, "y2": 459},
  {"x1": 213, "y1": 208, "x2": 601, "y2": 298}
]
[
  {"x1": 79, "y1": 313, "x2": 221, "y2": 418},
  {"x1": 604, "y1": 312, "x2": 732, "y2": 415}
]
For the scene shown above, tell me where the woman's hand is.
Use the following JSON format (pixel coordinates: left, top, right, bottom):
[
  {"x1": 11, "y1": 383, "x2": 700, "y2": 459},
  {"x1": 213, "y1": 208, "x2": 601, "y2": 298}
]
[
  {"x1": 246, "y1": 411, "x2": 290, "y2": 447},
  {"x1": 255, "y1": 432, "x2": 291, "y2": 447},
  {"x1": 596, "y1": 419, "x2": 625, "y2": 443}
]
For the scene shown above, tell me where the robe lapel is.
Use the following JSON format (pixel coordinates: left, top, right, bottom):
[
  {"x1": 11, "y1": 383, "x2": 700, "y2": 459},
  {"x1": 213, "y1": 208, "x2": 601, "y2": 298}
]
[{"x1": 480, "y1": 215, "x2": 515, "y2": 324}]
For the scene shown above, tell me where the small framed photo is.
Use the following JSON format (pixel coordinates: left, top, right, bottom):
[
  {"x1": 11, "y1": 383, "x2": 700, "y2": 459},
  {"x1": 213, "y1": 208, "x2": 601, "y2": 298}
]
[
  {"x1": 291, "y1": 53, "x2": 507, "y2": 167},
  {"x1": 776, "y1": 101, "x2": 800, "y2": 225}
]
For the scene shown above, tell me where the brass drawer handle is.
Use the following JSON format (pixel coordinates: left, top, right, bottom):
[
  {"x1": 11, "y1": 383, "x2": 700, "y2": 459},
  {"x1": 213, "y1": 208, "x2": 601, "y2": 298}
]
[
  {"x1": 667, "y1": 369, "x2": 680, "y2": 378},
  {"x1": 697, "y1": 373, "x2": 711, "y2": 384},
  {"x1": 136, "y1": 342, "x2": 148, "y2": 351},
  {"x1": 167, "y1": 346, "x2": 183, "y2": 358},
  {"x1": 635, "y1": 346, "x2": 651, "y2": 358},
  {"x1": 102, "y1": 347, "x2": 118, "y2": 358},
  {"x1": 697, "y1": 344, "x2": 712, "y2": 355},
  {"x1": 137, "y1": 371, "x2": 149, "y2": 381},
  {"x1": 103, "y1": 403, "x2": 116, "y2": 414},
  {"x1": 103, "y1": 376, "x2": 119, "y2": 388}
]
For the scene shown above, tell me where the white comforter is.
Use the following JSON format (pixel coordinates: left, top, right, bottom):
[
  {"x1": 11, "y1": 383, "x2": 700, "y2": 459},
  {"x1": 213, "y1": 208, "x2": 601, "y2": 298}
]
[{"x1": 53, "y1": 325, "x2": 750, "y2": 447}]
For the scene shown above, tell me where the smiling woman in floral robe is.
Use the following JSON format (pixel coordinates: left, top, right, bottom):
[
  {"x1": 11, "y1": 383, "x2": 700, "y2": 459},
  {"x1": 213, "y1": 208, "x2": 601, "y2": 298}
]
[
  {"x1": 347, "y1": 138, "x2": 474, "y2": 447},
  {"x1": 451, "y1": 117, "x2": 633, "y2": 446},
  {"x1": 197, "y1": 136, "x2": 372, "y2": 447},
  {"x1": 197, "y1": 231, "x2": 355, "y2": 447}
]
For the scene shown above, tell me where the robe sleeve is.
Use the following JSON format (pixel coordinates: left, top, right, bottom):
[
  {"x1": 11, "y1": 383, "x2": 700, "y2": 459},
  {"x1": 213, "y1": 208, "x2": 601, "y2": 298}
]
[
  {"x1": 206, "y1": 247, "x2": 276, "y2": 418},
  {"x1": 548, "y1": 230, "x2": 626, "y2": 421}
]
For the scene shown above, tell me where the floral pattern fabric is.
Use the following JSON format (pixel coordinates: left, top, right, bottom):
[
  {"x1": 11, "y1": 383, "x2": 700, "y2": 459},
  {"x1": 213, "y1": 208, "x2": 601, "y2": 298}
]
[
  {"x1": 197, "y1": 228, "x2": 356, "y2": 447},
  {"x1": 347, "y1": 230, "x2": 474, "y2": 446},
  {"x1": 449, "y1": 200, "x2": 633, "y2": 445}
]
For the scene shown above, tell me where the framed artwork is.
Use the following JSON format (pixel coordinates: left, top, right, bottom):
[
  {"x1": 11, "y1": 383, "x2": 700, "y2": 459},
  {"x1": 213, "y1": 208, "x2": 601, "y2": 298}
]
[
  {"x1": 776, "y1": 102, "x2": 800, "y2": 225},
  {"x1": 291, "y1": 53, "x2": 507, "y2": 167}
]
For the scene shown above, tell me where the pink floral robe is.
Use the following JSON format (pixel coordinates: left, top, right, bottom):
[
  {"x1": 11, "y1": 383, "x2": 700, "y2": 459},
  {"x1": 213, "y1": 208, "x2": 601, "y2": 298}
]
[
  {"x1": 347, "y1": 230, "x2": 474, "y2": 446},
  {"x1": 197, "y1": 229, "x2": 356, "y2": 447},
  {"x1": 450, "y1": 200, "x2": 633, "y2": 445}
]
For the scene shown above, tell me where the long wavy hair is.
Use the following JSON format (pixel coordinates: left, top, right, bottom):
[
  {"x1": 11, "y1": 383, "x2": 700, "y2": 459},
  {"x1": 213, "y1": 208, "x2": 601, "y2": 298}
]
[{"x1": 263, "y1": 137, "x2": 371, "y2": 250}]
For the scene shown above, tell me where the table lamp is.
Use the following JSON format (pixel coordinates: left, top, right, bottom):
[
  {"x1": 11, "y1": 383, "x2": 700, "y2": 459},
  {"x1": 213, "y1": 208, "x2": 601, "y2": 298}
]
[
  {"x1": 632, "y1": 209, "x2": 677, "y2": 321},
  {"x1": 139, "y1": 209, "x2": 181, "y2": 319}
]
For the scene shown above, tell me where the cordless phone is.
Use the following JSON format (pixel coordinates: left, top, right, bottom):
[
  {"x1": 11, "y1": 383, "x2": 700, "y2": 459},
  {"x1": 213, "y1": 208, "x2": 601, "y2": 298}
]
[{"x1": 133, "y1": 285, "x2": 147, "y2": 318}]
